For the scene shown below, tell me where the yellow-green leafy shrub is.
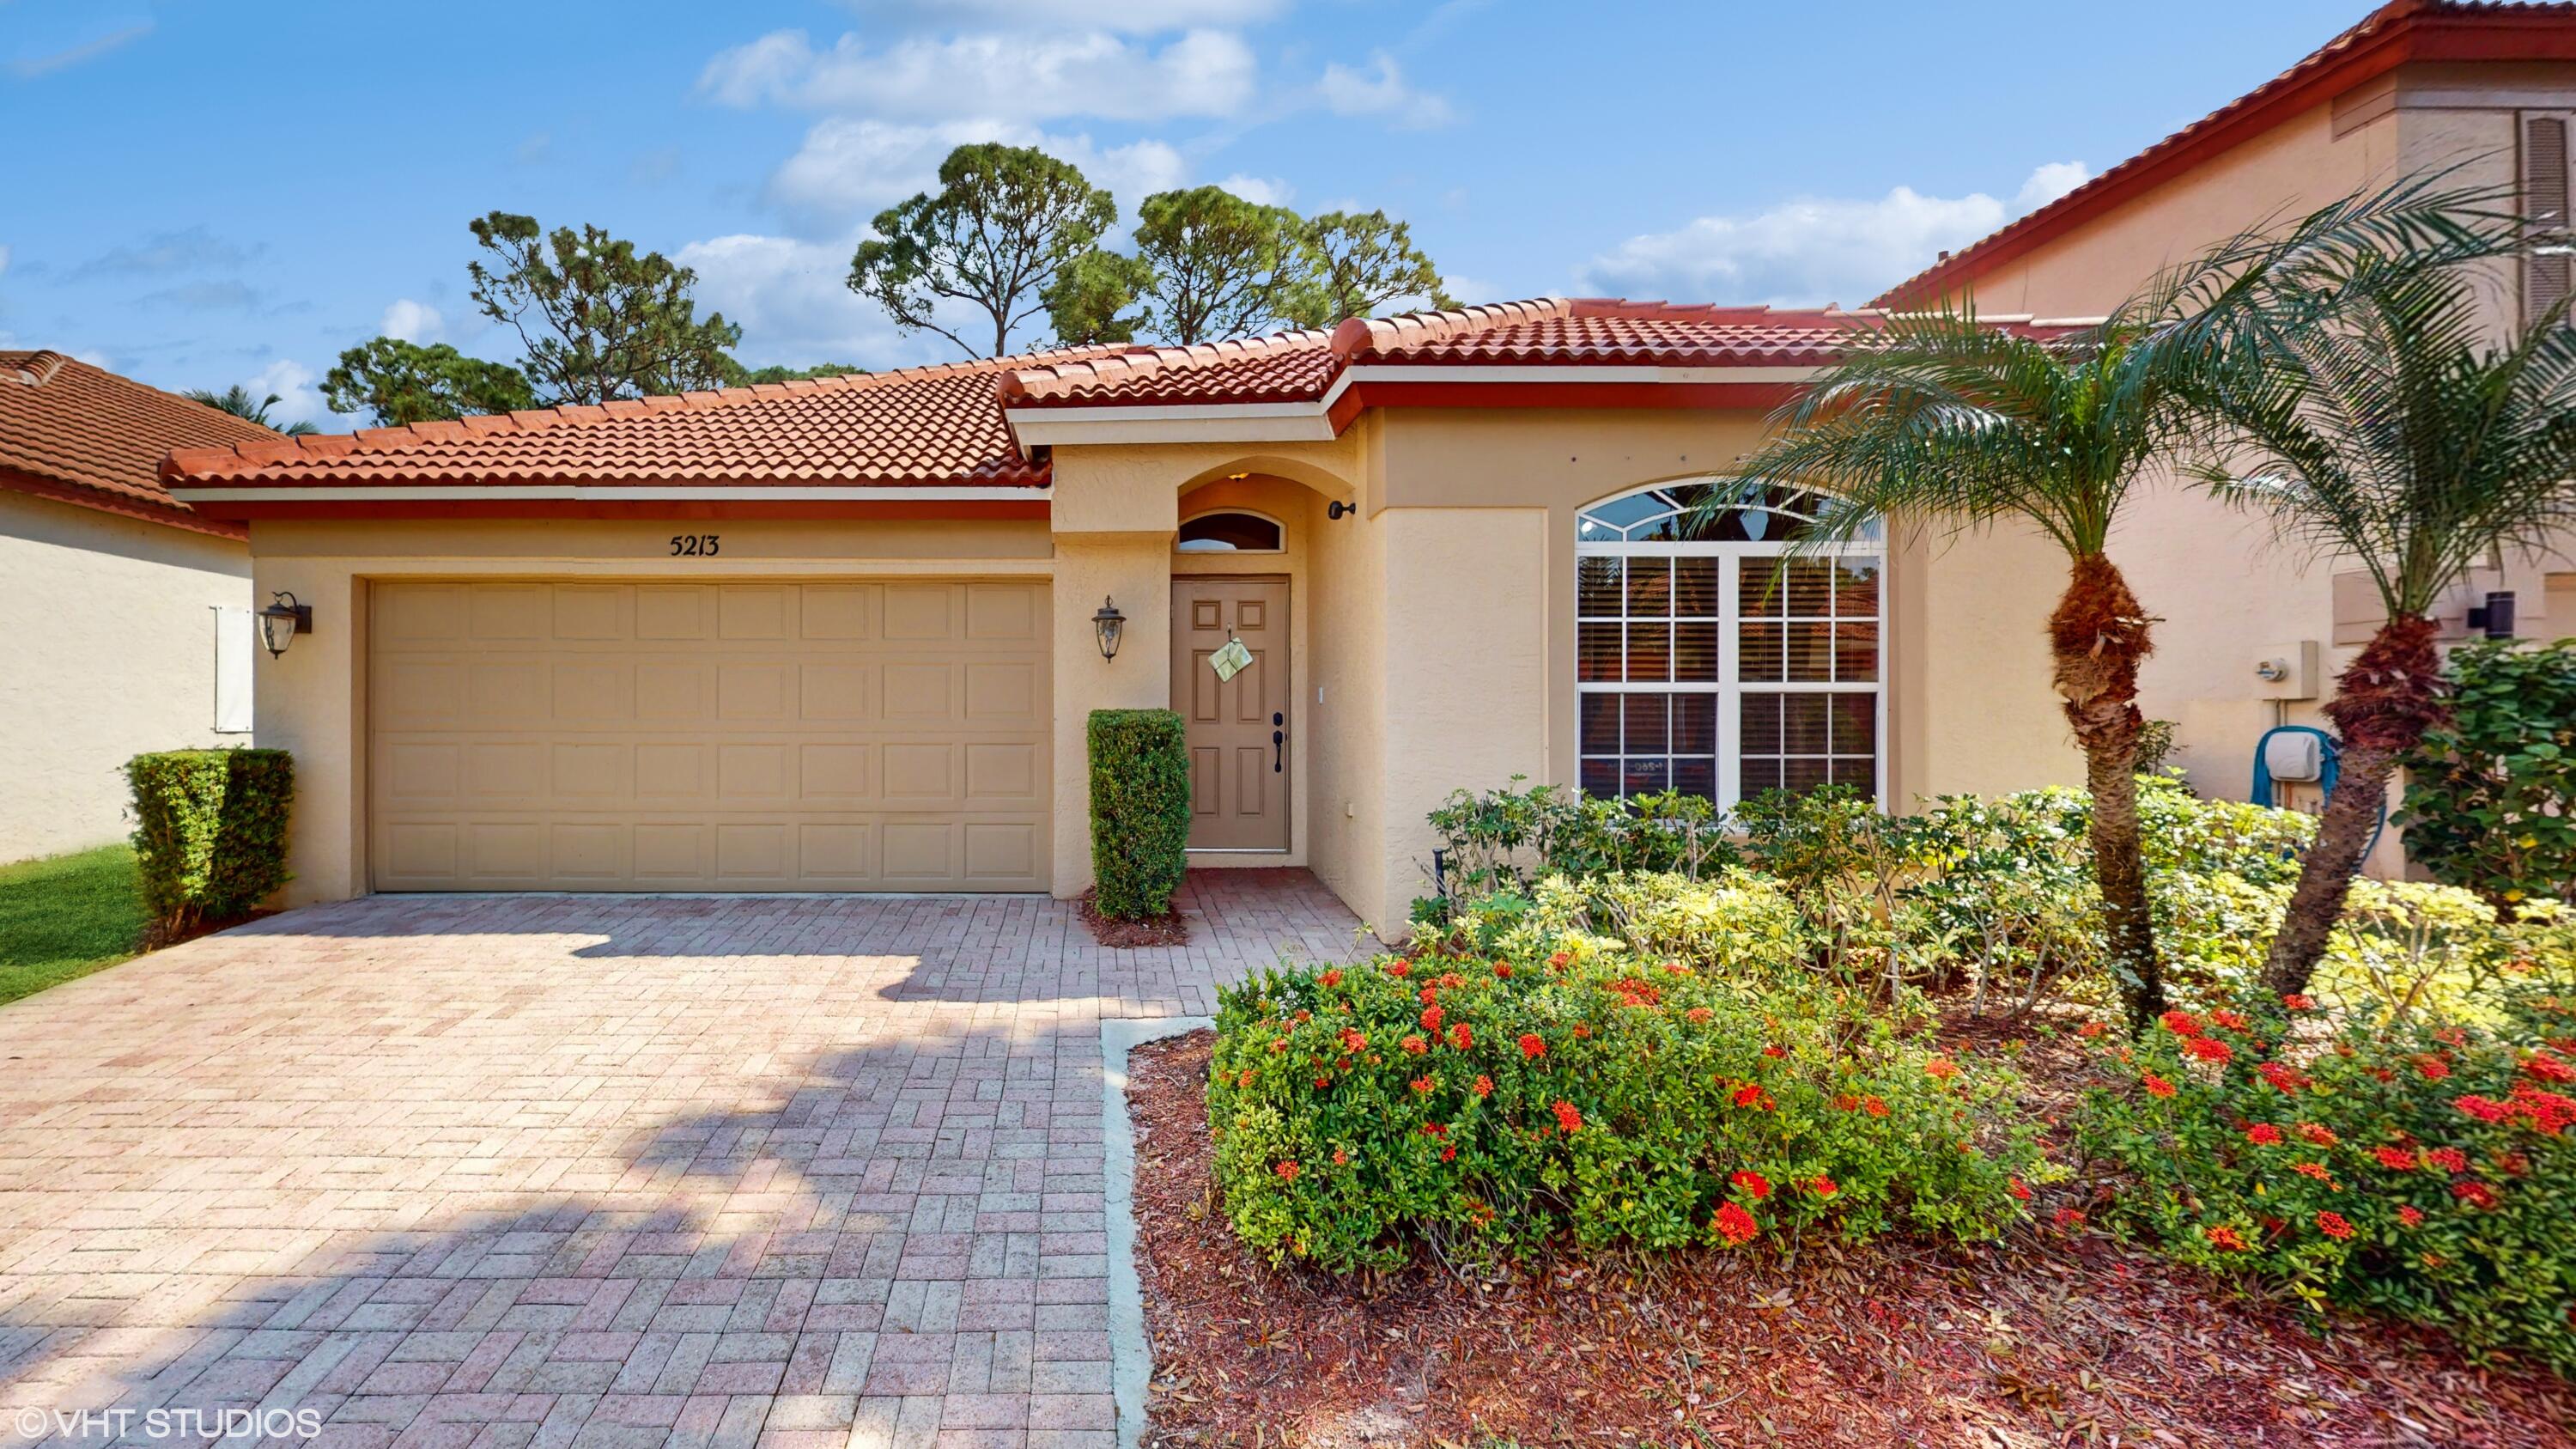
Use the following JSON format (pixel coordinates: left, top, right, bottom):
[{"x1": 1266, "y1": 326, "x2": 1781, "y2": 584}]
[{"x1": 125, "y1": 749, "x2": 293, "y2": 933}]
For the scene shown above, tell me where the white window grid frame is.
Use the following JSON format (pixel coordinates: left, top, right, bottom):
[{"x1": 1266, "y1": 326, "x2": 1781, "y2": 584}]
[{"x1": 1575, "y1": 496, "x2": 1887, "y2": 811}]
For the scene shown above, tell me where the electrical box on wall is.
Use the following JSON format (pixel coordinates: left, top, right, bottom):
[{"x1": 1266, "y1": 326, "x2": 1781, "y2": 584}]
[{"x1": 2251, "y1": 640, "x2": 2318, "y2": 700}]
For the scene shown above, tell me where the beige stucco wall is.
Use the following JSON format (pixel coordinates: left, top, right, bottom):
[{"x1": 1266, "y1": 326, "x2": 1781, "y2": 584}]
[
  {"x1": 1948, "y1": 67, "x2": 2576, "y2": 869},
  {"x1": 0, "y1": 490, "x2": 252, "y2": 861}
]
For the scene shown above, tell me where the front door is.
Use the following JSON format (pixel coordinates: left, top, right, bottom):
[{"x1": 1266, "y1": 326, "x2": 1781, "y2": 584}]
[{"x1": 1171, "y1": 578, "x2": 1290, "y2": 851}]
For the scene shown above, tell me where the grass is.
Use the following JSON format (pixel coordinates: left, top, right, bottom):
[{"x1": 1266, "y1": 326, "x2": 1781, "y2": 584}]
[{"x1": 0, "y1": 843, "x2": 148, "y2": 1006}]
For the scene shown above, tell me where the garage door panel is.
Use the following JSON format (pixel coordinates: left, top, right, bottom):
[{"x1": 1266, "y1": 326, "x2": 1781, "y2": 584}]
[{"x1": 371, "y1": 581, "x2": 1048, "y2": 891}]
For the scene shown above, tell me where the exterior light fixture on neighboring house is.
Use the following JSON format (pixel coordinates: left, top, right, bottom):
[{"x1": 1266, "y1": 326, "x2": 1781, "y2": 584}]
[
  {"x1": 1092, "y1": 596, "x2": 1126, "y2": 661},
  {"x1": 258, "y1": 591, "x2": 311, "y2": 659}
]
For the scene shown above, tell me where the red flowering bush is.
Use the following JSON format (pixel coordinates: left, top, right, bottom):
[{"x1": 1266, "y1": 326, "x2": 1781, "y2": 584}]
[
  {"x1": 2081, "y1": 988, "x2": 2576, "y2": 1373},
  {"x1": 1208, "y1": 948, "x2": 2044, "y2": 1272}
]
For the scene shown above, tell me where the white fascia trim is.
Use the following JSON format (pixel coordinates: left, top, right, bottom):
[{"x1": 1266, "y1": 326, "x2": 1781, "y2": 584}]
[
  {"x1": 165, "y1": 484, "x2": 1053, "y2": 503},
  {"x1": 1003, "y1": 362, "x2": 1828, "y2": 445}
]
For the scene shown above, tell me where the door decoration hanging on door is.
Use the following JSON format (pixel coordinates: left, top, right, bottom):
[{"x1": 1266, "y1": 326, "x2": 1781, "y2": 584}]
[{"x1": 1208, "y1": 634, "x2": 1253, "y2": 682}]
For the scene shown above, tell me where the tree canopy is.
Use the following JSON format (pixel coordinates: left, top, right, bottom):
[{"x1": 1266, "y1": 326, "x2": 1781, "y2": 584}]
[
  {"x1": 1279, "y1": 210, "x2": 1456, "y2": 331},
  {"x1": 850, "y1": 144, "x2": 1119, "y2": 358},
  {"x1": 469, "y1": 210, "x2": 743, "y2": 405},
  {"x1": 321, "y1": 337, "x2": 538, "y2": 426}
]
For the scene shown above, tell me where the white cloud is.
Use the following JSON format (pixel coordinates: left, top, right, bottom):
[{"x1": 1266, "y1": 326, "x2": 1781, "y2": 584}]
[
  {"x1": 701, "y1": 27, "x2": 1255, "y2": 123},
  {"x1": 0, "y1": 245, "x2": 10, "y2": 279},
  {"x1": 676, "y1": 232, "x2": 923, "y2": 368},
  {"x1": 379, "y1": 299, "x2": 442, "y2": 344},
  {"x1": 1215, "y1": 174, "x2": 1292, "y2": 206},
  {"x1": 246, "y1": 358, "x2": 326, "y2": 429},
  {"x1": 1315, "y1": 52, "x2": 1451, "y2": 129},
  {"x1": 769, "y1": 118, "x2": 1185, "y2": 230},
  {"x1": 1579, "y1": 161, "x2": 2093, "y2": 308},
  {"x1": 845, "y1": 0, "x2": 1287, "y2": 32}
]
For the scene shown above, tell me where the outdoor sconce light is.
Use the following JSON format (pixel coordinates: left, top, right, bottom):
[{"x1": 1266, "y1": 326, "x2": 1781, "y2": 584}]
[
  {"x1": 1092, "y1": 596, "x2": 1126, "y2": 661},
  {"x1": 1327, "y1": 500, "x2": 1353, "y2": 520},
  {"x1": 258, "y1": 591, "x2": 311, "y2": 659},
  {"x1": 2466, "y1": 590, "x2": 2517, "y2": 640}
]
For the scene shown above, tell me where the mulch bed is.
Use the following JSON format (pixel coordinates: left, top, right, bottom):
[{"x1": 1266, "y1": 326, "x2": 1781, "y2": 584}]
[
  {"x1": 1126, "y1": 1026, "x2": 2576, "y2": 1448},
  {"x1": 1079, "y1": 888, "x2": 1191, "y2": 948}
]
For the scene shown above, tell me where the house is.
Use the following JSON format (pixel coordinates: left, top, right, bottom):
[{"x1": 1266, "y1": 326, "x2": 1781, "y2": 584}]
[
  {"x1": 2, "y1": 351, "x2": 275, "y2": 862},
  {"x1": 159, "y1": 0, "x2": 2576, "y2": 929},
  {"x1": 1874, "y1": 0, "x2": 2576, "y2": 863}
]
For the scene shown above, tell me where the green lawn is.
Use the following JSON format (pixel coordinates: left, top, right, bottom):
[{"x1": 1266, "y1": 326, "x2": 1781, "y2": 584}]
[{"x1": 0, "y1": 843, "x2": 148, "y2": 1005}]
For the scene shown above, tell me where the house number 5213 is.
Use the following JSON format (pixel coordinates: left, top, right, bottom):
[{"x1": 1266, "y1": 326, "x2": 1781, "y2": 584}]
[{"x1": 668, "y1": 534, "x2": 720, "y2": 557}]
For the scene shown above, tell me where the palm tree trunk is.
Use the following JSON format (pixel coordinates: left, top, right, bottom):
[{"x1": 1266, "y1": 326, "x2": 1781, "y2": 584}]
[
  {"x1": 2050, "y1": 553, "x2": 2164, "y2": 1032},
  {"x1": 2260, "y1": 613, "x2": 2445, "y2": 998}
]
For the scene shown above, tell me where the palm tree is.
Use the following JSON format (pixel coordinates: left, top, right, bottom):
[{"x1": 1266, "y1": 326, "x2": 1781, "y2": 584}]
[
  {"x1": 183, "y1": 384, "x2": 319, "y2": 436},
  {"x1": 1716, "y1": 309, "x2": 2192, "y2": 1032},
  {"x1": 2165, "y1": 210, "x2": 2576, "y2": 997}
]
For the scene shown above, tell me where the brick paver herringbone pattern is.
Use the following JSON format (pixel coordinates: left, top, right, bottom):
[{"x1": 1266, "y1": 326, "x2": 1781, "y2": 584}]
[{"x1": 0, "y1": 871, "x2": 1362, "y2": 1448}]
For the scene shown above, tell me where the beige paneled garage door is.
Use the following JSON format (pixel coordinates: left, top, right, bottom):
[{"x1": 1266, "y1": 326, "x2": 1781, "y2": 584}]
[{"x1": 368, "y1": 581, "x2": 1049, "y2": 891}]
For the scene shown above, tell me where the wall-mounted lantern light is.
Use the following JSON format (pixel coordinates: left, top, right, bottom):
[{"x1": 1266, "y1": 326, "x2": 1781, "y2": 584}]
[
  {"x1": 258, "y1": 591, "x2": 312, "y2": 659},
  {"x1": 1092, "y1": 596, "x2": 1126, "y2": 661},
  {"x1": 2466, "y1": 590, "x2": 2517, "y2": 639}
]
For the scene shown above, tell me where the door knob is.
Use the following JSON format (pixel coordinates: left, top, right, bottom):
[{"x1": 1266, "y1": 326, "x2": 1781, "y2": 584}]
[{"x1": 1273, "y1": 728, "x2": 1284, "y2": 773}]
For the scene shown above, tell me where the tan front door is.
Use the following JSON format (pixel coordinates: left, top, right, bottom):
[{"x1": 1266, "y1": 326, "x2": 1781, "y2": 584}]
[
  {"x1": 368, "y1": 580, "x2": 1049, "y2": 891},
  {"x1": 1171, "y1": 578, "x2": 1290, "y2": 851}
]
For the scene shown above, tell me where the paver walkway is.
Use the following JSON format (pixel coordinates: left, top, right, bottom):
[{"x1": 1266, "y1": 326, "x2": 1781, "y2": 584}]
[{"x1": 0, "y1": 871, "x2": 1363, "y2": 1448}]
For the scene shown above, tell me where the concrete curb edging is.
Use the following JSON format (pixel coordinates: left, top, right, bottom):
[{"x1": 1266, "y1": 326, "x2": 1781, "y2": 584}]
[{"x1": 1100, "y1": 1014, "x2": 1212, "y2": 1449}]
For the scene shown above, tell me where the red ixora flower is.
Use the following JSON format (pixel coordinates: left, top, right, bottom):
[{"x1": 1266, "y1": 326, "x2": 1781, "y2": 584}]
[
  {"x1": 2008, "y1": 1177, "x2": 2032, "y2": 1202},
  {"x1": 2052, "y1": 1207, "x2": 2088, "y2": 1231},
  {"x1": 2524, "y1": 1051, "x2": 2576, "y2": 1085},
  {"x1": 2204, "y1": 1225, "x2": 2251, "y2": 1251},
  {"x1": 2142, "y1": 1072, "x2": 2178, "y2": 1099},
  {"x1": 1731, "y1": 1083, "x2": 1774, "y2": 1111},
  {"x1": 1863, "y1": 1095, "x2": 1889, "y2": 1117},
  {"x1": 2077, "y1": 1021, "x2": 2108, "y2": 1039},
  {"x1": 2160, "y1": 1009, "x2": 2205, "y2": 1038},
  {"x1": 1319, "y1": 968, "x2": 1343, "y2": 988},
  {"x1": 1410, "y1": 1075, "x2": 1436, "y2": 1095},
  {"x1": 2296, "y1": 1122, "x2": 2339, "y2": 1148},
  {"x1": 1332, "y1": 1148, "x2": 1349, "y2": 1166},
  {"x1": 1552, "y1": 1100, "x2": 1584, "y2": 1134},
  {"x1": 1493, "y1": 963, "x2": 1512, "y2": 980},
  {"x1": 1420, "y1": 1004, "x2": 1444, "y2": 1034},
  {"x1": 1546, "y1": 951, "x2": 1571, "y2": 970},
  {"x1": 1762, "y1": 1043, "x2": 1787, "y2": 1059},
  {"x1": 2257, "y1": 1062, "x2": 2309, "y2": 1093},
  {"x1": 2375, "y1": 1145, "x2": 2419, "y2": 1171},
  {"x1": 2425, "y1": 1146, "x2": 2470, "y2": 1173},
  {"x1": 2315, "y1": 1210, "x2": 2355, "y2": 1240},
  {"x1": 1387, "y1": 959, "x2": 1412, "y2": 978},
  {"x1": 2292, "y1": 1161, "x2": 2338, "y2": 1188},
  {"x1": 1925, "y1": 1057, "x2": 1960, "y2": 1081},
  {"x1": 1808, "y1": 1175, "x2": 1838, "y2": 1197},
  {"x1": 2452, "y1": 1179, "x2": 2501, "y2": 1210},
  {"x1": 2397, "y1": 1205, "x2": 2424, "y2": 1227},
  {"x1": 1713, "y1": 1201, "x2": 1760, "y2": 1245},
  {"x1": 1686, "y1": 1007, "x2": 1714, "y2": 1024},
  {"x1": 2245, "y1": 1123, "x2": 2283, "y2": 1146},
  {"x1": 1730, "y1": 1169, "x2": 1772, "y2": 1201},
  {"x1": 1518, "y1": 1033, "x2": 1546, "y2": 1060},
  {"x1": 1449, "y1": 1023, "x2": 1473, "y2": 1051},
  {"x1": 2184, "y1": 1036, "x2": 2235, "y2": 1065},
  {"x1": 2415, "y1": 1055, "x2": 2453, "y2": 1082},
  {"x1": 1471, "y1": 1075, "x2": 1493, "y2": 1098},
  {"x1": 1400, "y1": 1034, "x2": 1429, "y2": 1056},
  {"x1": 2211, "y1": 1009, "x2": 2251, "y2": 1032},
  {"x1": 1275, "y1": 1160, "x2": 1300, "y2": 1182},
  {"x1": 2281, "y1": 993, "x2": 2317, "y2": 1011}
]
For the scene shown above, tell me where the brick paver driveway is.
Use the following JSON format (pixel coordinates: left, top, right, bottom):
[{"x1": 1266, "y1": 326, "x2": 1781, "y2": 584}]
[{"x1": 0, "y1": 872, "x2": 1361, "y2": 1448}]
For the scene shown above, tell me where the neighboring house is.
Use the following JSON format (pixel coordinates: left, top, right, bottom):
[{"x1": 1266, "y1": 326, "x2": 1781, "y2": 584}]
[
  {"x1": 1874, "y1": 0, "x2": 2576, "y2": 868},
  {"x1": 2, "y1": 351, "x2": 273, "y2": 863},
  {"x1": 156, "y1": 0, "x2": 2576, "y2": 928}
]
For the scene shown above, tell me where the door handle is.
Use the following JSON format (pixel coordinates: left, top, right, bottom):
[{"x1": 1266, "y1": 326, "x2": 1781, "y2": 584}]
[{"x1": 1273, "y1": 728, "x2": 1285, "y2": 773}]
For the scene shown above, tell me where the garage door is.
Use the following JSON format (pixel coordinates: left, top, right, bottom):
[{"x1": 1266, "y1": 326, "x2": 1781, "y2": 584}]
[{"x1": 368, "y1": 581, "x2": 1050, "y2": 891}]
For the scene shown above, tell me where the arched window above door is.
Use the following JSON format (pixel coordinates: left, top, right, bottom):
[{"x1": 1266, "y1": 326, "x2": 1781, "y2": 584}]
[
  {"x1": 1575, "y1": 478, "x2": 1884, "y2": 807},
  {"x1": 1176, "y1": 509, "x2": 1285, "y2": 553}
]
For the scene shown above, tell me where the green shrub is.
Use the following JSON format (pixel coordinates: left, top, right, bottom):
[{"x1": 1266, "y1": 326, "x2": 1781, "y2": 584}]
[
  {"x1": 1418, "y1": 778, "x2": 1737, "y2": 921},
  {"x1": 1208, "y1": 941, "x2": 2044, "y2": 1272},
  {"x1": 1085, "y1": 709, "x2": 1190, "y2": 920},
  {"x1": 2081, "y1": 983, "x2": 2576, "y2": 1374},
  {"x1": 124, "y1": 749, "x2": 293, "y2": 932},
  {"x1": 2399, "y1": 638, "x2": 2576, "y2": 911}
]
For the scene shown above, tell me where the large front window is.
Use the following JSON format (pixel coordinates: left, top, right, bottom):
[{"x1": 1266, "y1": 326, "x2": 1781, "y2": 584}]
[{"x1": 1576, "y1": 479, "x2": 1884, "y2": 806}]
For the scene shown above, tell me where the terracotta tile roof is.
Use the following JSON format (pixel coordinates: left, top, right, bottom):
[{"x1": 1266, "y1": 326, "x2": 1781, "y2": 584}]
[
  {"x1": 1873, "y1": 0, "x2": 2576, "y2": 307},
  {"x1": 164, "y1": 300, "x2": 2066, "y2": 497},
  {"x1": 1002, "y1": 299, "x2": 2045, "y2": 410},
  {"x1": 2, "y1": 350, "x2": 276, "y2": 534},
  {"x1": 163, "y1": 345, "x2": 1129, "y2": 490}
]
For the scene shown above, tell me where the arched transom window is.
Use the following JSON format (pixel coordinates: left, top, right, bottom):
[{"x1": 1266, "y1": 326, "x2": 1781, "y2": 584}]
[{"x1": 1577, "y1": 479, "x2": 1884, "y2": 806}]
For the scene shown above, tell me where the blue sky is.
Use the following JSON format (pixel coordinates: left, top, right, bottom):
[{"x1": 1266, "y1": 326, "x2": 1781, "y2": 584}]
[{"x1": 2, "y1": 0, "x2": 2372, "y2": 427}]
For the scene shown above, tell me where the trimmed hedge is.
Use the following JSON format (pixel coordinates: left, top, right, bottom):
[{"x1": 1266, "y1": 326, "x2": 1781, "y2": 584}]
[
  {"x1": 1087, "y1": 709, "x2": 1190, "y2": 920},
  {"x1": 125, "y1": 749, "x2": 294, "y2": 932},
  {"x1": 2399, "y1": 639, "x2": 2576, "y2": 911}
]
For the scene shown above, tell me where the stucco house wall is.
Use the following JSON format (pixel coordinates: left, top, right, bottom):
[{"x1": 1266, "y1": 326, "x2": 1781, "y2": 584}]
[{"x1": 0, "y1": 488, "x2": 252, "y2": 861}]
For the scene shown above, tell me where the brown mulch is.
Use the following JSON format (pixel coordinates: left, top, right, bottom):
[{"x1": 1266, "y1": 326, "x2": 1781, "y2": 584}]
[
  {"x1": 143, "y1": 908, "x2": 277, "y2": 952},
  {"x1": 1127, "y1": 1026, "x2": 2576, "y2": 1449},
  {"x1": 1080, "y1": 888, "x2": 1190, "y2": 948}
]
